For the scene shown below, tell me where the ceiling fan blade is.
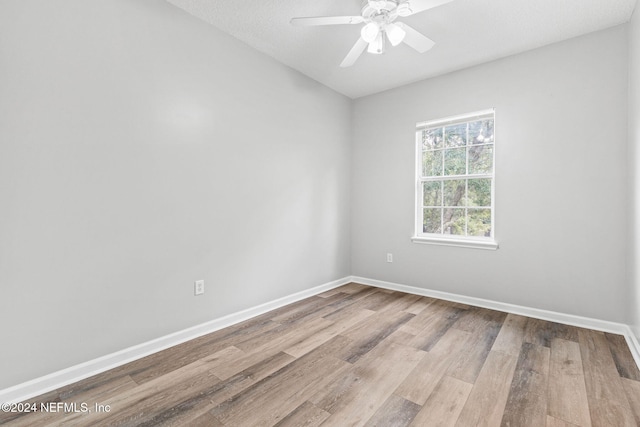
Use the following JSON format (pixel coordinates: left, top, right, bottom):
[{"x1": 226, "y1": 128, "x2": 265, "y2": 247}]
[
  {"x1": 396, "y1": 22, "x2": 435, "y2": 53},
  {"x1": 397, "y1": 0, "x2": 453, "y2": 17},
  {"x1": 290, "y1": 16, "x2": 364, "y2": 26},
  {"x1": 340, "y1": 37, "x2": 368, "y2": 67}
]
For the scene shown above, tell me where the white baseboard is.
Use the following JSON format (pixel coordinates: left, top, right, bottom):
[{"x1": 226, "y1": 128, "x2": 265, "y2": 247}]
[
  {"x1": 624, "y1": 327, "x2": 640, "y2": 372},
  {"x1": 3, "y1": 275, "x2": 639, "y2": 404},
  {"x1": 351, "y1": 276, "x2": 640, "y2": 370},
  {"x1": 0, "y1": 276, "x2": 351, "y2": 404}
]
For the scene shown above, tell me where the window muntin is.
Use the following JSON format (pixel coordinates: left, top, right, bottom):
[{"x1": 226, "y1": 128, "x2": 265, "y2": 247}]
[{"x1": 415, "y1": 110, "x2": 495, "y2": 245}]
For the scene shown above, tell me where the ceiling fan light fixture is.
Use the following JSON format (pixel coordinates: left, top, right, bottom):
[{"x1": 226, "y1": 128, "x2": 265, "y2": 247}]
[
  {"x1": 291, "y1": 0, "x2": 445, "y2": 67},
  {"x1": 396, "y1": 2, "x2": 412, "y2": 17},
  {"x1": 368, "y1": 0, "x2": 389, "y2": 11},
  {"x1": 385, "y1": 22, "x2": 406, "y2": 46},
  {"x1": 367, "y1": 32, "x2": 385, "y2": 54},
  {"x1": 361, "y1": 22, "x2": 380, "y2": 43}
]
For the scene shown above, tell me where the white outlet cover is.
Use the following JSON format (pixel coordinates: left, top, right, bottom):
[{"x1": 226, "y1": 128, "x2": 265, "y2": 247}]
[{"x1": 194, "y1": 280, "x2": 205, "y2": 295}]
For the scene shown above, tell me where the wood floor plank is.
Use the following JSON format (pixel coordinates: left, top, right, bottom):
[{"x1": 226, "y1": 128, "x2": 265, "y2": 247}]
[
  {"x1": 337, "y1": 310, "x2": 415, "y2": 363},
  {"x1": 119, "y1": 316, "x2": 281, "y2": 385},
  {"x1": 491, "y1": 313, "x2": 528, "y2": 357},
  {"x1": 1, "y1": 374, "x2": 139, "y2": 427},
  {"x1": 59, "y1": 374, "x2": 139, "y2": 405},
  {"x1": 269, "y1": 293, "x2": 352, "y2": 325},
  {"x1": 547, "y1": 338, "x2": 591, "y2": 427},
  {"x1": 182, "y1": 412, "x2": 224, "y2": 427},
  {"x1": 337, "y1": 307, "x2": 407, "y2": 341},
  {"x1": 445, "y1": 322, "x2": 502, "y2": 384},
  {"x1": 232, "y1": 322, "x2": 296, "y2": 352},
  {"x1": 578, "y1": 329, "x2": 636, "y2": 426},
  {"x1": 321, "y1": 297, "x2": 375, "y2": 324},
  {"x1": 385, "y1": 328, "x2": 418, "y2": 347},
  {"x1": 586, "y1": 398, "x2": 637, "y2": 427},
  {"x1": 375, "y1": 292, "x2": 423, "y2": 315},
  {"x1": 358, "y1": 290, "x2": 405, "y2": 311},
  {"x1": 255, "y1": 295, "x2": 335, "y2": 324},
  {"x1": 523, "y1": 318, "x2": 556, "y2": 348},
  {"x1": 364, "y1": 394, "x2": 421, "y2": 427},
  {"x1": 455, "y1": 350, "x2": 518, "y2": 427},
  {"x1": 545, "y1": 415, "x2": 580, "y2": 427},
  {"x1": 621, "y1": 378, "x2": 640, "y2": 425},
  {"x1": 402, "y1": 296, "x2": 436, "y2": 315},
  {"x1": 133, "y1": 351, "x2": 298, "y2": 427},
  {"x1": 198, "y1": 343, "x2": 244, "y2": 364},
  {"x1": 272, "y1": 401, "x2": 331, "y2": 427},
  {"x1": 212, "y1": 316, "x2": 333, "y2": 379},
  {"x1": 316, "y1": 288, "x2": 343, "y2": 298},
  {"x1": 63, "y1": 358, "x2": 223, "y2": 426},
  {"x1": 523, "y1": 318, "x2": 579, "y2": 348},
  {"x1": 394, "y1": 328, "x2": 472, "y2": 405},
  {"x1": 548, "y1": 321, "x2": 579, "y2": 343},
  {"x1": 272, "y1": 287, "x2": 376, "y2": 326},
  {"x1": 285, "y1": 308, "x2": 375, "y2": 358},
  {"x1": 45, "y1": 375, "x2": 140, "y2": 427},
  {"x1": 408, "y1": 304, "x2": 467, "y2": 351},
  {"x1": 317, "y1": 282, "x2": 377, "y2": 299},
  {"x1": 210, "y1": 354, "x2": 350, "y2": 426},
  {"x1": 314, "y1": 342, "x2": 424, "y2": 427},
  {"x1": 47, "y1": 367, "x2": 136, "y2": 402},
  {"x1": 410, "y1": 375, "x2": 473, "y2": 427},
  {"x1": 208, "y1": 335, "x2": 353, "y2": 426},
  {"x1": 334, "y1": 282, "x2": 371, "y2": 294},
  {"x1": 579, "y1": 329, "x2": 627, "y2": 401},
  {"x1": 399, "y1": 300, "x2": 465, "y2": 336},
  {"x1": 605, "y1": 333, "x2": 640, "y2": 381},
  {"x1": 234, "y1": 314, "x2": 332, "y2": 353},
  {"x1": 453, "y1": 306, "x2": 507, "y2": 334},
  {"x1": 501, "y1": 342, "x2": 550, "y2": 427}
]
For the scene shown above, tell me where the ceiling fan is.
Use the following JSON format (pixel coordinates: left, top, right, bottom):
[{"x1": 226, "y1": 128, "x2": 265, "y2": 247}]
[{"x1": 291, "y1": 0, "x2": 452, "y2": 67}]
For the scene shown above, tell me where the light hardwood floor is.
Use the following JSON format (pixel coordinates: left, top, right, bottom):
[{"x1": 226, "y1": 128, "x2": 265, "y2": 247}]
[{"x1": 2, "y1": 283, "x2": 639, "y2": 426}]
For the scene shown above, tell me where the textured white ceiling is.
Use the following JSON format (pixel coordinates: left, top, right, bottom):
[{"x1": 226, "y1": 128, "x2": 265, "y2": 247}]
[{"x1": 166, "y1": 0, "x2": 637, "y2": 99}]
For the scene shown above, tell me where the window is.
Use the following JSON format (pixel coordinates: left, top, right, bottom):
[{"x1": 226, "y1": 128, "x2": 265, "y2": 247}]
[{"x1": 412, "y1": 109, "x2": 497, "y2": 250}]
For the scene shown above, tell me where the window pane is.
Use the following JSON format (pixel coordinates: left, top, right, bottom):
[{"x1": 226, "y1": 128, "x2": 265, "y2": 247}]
[
  {"x1": 468, "y1": 144, "x2": 493, "y2": 175},
  {"x1": 423, "y1": 181, "x2": 442, "y2": 207},
  {"x1": 468, "y1": 209, "x2": 492, "y2": 237},
  {"x1": 422, "y1": 127, "x2": 443, "y2": 150},
  {"x1": 423, "y1": 208, "x2": 442, "y2": 233},
  {"x1": 445, "y1": 123, "x2": 467, "y2": 147},
  {"x1": 444, "y1": 148, "x2": 466, "y2": 175},
  {"x1": 467, "y1": 179, "x2": 491, "y2": 207},
  {"x1": 444, "y1": 179, "x2": 466, "y2": 206},
  {"x1": 422, "y1": 150, "x2": 443, "y2": 177},
  {"x1": 443, "y1": 208, "x2": 465, "y2": 235},
  {"x1": 416, "y1": 111, "x2": 494, "y2": 241},
  {"x1": 469, "y1": 119, "x2": 494, "y2": 144}
]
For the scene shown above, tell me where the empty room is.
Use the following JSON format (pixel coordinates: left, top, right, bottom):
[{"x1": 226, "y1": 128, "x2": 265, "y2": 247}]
[{"x1": 1, "y1": 0, "x2": 640, "y2": 425}]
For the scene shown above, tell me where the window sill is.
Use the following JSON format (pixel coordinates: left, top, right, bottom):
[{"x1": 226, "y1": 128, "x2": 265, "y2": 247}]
[{"x1": 411, "y1": 236, "x2": 499, "y2": 250}]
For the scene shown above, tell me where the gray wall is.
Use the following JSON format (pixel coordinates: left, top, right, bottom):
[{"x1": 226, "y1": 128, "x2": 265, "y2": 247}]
[
  {"x1": 351, "y1": 26, "x2": 629, "y2": 323},
  {"x1": 0, "y1": 0, "x2": 351, "y2": 389},
  {"x1": 630, "y1": 4, "x2": 640, "y2": 341}
]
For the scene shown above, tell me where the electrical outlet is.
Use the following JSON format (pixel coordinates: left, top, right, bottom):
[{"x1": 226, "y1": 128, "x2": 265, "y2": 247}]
[
  {"x1": 386, "y1": 253, "x2": 393, "y2": 263},
  {"x1": 194, "y1": 280, "x2": 205, "y2": 296}
]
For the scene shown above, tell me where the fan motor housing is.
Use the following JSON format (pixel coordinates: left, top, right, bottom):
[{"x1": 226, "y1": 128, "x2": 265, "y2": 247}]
[{"x1": 362, "y1": 0, "x2": 400, "y2": 22}]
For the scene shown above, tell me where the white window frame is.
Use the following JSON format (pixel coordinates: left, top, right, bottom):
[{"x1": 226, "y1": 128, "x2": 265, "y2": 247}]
[{"x1": 411, "y1": 109, "x2": 498, "y2": 250}]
